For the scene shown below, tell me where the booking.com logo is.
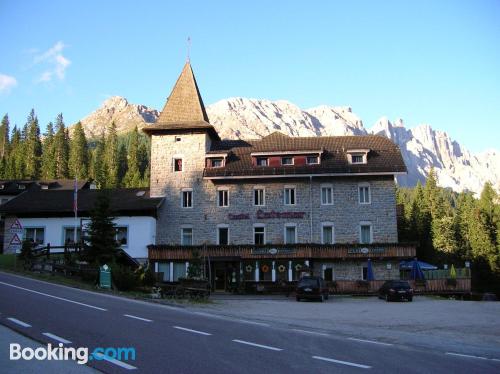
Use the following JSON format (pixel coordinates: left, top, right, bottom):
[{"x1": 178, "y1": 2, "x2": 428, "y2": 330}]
[{"x1": 10, "y1": 343, "x2": 136, "y2": 365}]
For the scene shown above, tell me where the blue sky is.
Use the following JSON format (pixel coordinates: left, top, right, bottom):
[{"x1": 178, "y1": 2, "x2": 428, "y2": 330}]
[{"x1": 0, "y1": 0, "x2": 499, "y2": 152}]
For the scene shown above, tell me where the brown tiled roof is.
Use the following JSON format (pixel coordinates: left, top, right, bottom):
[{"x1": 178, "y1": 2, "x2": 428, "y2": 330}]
[
  {"x1": 204, "y1": 132, "x2": 406, "y2": 178},
  {"x1": 0, "y1": 188, "x2": 162, "y2": 218},
  {"x1": 144, "y1": 62, "x2": 219, "y2": 140}
]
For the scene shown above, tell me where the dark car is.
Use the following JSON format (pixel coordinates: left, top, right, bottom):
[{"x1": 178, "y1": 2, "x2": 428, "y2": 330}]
[
  {"x1": 296, "y1": 276, "x2": 329, "y2": 302},
  {"x1": 379, "y1": 280, "x2": 413, "y2": 302}
]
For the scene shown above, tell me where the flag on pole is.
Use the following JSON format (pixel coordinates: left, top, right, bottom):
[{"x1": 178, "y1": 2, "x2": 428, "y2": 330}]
[{"x1": 73, "y1": 177, "x2": 78, "y2": 214}]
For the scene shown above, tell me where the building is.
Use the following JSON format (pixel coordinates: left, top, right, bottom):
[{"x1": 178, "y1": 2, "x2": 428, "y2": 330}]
[
  {"x1": 1, "y1": 187, "x2": 161, "y2": 261},
  {"x1": 145, "y1": 62, "x2": 416, "y2": 290}
]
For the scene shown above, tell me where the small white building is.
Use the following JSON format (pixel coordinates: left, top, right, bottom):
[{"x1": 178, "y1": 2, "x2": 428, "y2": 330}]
[{"x1": 0, "y1": 187, "x2": 162, "y2": 262}]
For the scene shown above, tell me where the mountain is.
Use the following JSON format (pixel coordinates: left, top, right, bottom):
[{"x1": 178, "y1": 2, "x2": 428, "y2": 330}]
[{"x1": 75, "y1": 96, "x2": 499, "y2": 195}]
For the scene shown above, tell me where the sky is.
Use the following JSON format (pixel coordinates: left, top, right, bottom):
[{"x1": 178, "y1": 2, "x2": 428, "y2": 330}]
[{"x1": 0, "y1": 0, "x2": 499, "y2": 152}]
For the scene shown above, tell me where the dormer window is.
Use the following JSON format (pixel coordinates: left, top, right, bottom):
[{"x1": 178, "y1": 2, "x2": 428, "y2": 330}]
[
  {"x1": 347, "y1": 149, "x2": 369, "y2": 165},
  {"x1": 306, "y1": 155, "x2": 319, "y2": 165},
  {"x1": 281, "y1": 157, "x2": 293, "y2": 166},
  {"x1": 211, "y1": 158, "x2": 223, "y2": 168},
  {"x1": 256, "y1": 157, "x2": 268, "y2": 166}
]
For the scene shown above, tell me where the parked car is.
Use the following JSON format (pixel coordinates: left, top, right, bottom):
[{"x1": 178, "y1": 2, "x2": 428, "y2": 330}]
[
  {"x1": 379, "y1": 280, "x2": 413, "y2": 302},
  {"x1": 296, "y1": 276, "x2": 329, "y2": 302}
]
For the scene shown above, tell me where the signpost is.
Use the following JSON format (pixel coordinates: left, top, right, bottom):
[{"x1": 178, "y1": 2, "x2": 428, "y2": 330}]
[
  {"x1": 8, "y1": 219, "x2": 23, "y2": 253},
  {"x1": 99, "y1": 264, "x2": 112, "y2": 289}
]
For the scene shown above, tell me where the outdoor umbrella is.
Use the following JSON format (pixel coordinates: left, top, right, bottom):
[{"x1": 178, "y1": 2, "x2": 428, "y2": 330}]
[
  {"x1": 366, "y1": 258, "x2": 375, "y2": 281},
  {"x1": 410, "y1": 258, "x2": 425, "y2": 280}
]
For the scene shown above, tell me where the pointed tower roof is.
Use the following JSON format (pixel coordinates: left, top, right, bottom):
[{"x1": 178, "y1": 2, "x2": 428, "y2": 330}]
[{"x1": 144, "y1": 62, "x2": 219, "y2": 139}]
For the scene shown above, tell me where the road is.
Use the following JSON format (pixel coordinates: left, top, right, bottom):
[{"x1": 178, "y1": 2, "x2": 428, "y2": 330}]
[{"x1": 0, "y1": 271, "x2": 498, "y2": 374}]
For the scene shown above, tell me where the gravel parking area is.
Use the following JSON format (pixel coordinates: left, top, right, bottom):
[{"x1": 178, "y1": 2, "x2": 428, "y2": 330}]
[{"x1": 193, "y1": 295, "x2": 500, "y2": 357}]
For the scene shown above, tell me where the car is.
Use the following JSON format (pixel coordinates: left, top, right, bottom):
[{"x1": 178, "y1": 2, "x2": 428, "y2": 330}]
[
  {"x1": 296, "y1": 276, "x2": 329, "y2": 302},
  {"x1": 379, "y1": 280, "x2": 413, "y2": 302}
]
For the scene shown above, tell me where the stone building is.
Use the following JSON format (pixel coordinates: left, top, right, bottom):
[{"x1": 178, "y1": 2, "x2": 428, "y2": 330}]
[{"x1": 145, "y1": 62, "x2": 416, "y2": 291}]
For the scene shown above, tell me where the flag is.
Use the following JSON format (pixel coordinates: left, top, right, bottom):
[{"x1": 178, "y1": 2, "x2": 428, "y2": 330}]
[{"x1": 73, "y1": 177, "x2": 78, "y2": 214}]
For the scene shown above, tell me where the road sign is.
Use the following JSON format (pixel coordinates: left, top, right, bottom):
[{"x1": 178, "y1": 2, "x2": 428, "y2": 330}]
[
  {"x1": 99, "y1": 264, "x2": 112, "y2": 289},
  {"x1": 9, "y1": 219, "x2": 23, "y2": 234},
  {"x1": 8, "y1": 233, "x2": 23, "y2": 253}
]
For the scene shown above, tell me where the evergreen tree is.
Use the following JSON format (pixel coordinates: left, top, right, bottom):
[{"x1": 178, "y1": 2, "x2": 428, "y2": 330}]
[
  {"x1": 91, "y1": 134, "x2": 106, "y2": 188},
  {"x1": 24, "y1": 109, "x2": 42, "y2": 179},
  {"x1": 104, "y1": 123, "x2": 119, "y2": 188},
  {"x1": 424, "y1": 167, "x2": 440, "y2": 219},
  {"x1": 53, "y1": 114, "x2": 69, "y2": 178},
  {"x1": 0, "y1": 114, "x2": 10, "y2": 159},
  {"x1": 7, "y1": 126, "x2": 25, "y2": 179},
  {"x1": 123, "y1": 127, "x2": 141, "y2": 187},
  {"x1": 117, "y1": 143, "x2": 127, "y2": 186},
  {"x1": 86, "y1": 190, "x2": 120, "y2": 265},
  {"x1": 69, "y1": 122, "x2": 89, "y2": 179},
  {"x1": 41, "y1": 122, "x2": 57, "y2": 179}
]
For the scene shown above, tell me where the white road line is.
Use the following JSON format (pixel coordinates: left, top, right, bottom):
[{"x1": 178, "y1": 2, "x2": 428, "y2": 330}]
[
  {"x1": 445, "y1": 352, "x2": 488, "y2": 360},
  {"x1": 42, "y1": 332, "x2": 72, "y2": 344},
  {"x1": 491, "y1": 358, "x2": 500, "y2": 362},
  {"x1": 237, "y1": 319, "x2": 270, "y2": 327},
  {"x1": 7, "y1": 317, "x2": 31, "y2": 328},
  {"x1": 124, "y1": 314, "x2": 152, "y2": 322},
  {"x1": 173, "y1": 326, "x2": 212, "y2": 336},
  {"x1": 292, "y1": 329, "x2": 329, "y2": 336},
  {"x1": 348, "y1": 337, "x2": 393, "y2": 346},
  {"x1": 232, "y1": 339, "x2": 283, "y2": 351},
  {"x1": 0, "y1": 281, "x2": 107, "y2": 311},
  {"x1": 92, "y1": 352, "x2": 137, "y2": 370},
  {"x1": 313, "y1": 355, "x2": 371, "y2": 369}
]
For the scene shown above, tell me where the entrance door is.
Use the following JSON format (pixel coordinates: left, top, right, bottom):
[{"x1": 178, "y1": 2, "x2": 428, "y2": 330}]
[{"x1": 215, "y1": 268, "x2": 226, "y2": 291}]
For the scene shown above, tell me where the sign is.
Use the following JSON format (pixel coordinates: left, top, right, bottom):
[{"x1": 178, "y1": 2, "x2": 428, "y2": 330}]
[
  {"x1": 99, "y1": 264, "x2": 112, "y2": 289},
  {"x1": 251, "y1": 248, "x2": 296, "y2": 255},
  {"x1": 8, "y1": 233, "x2": 22, "y2": 253},
  {"x1": 228, "y1": 213, "x2": 250, "y2": 220},
  {"x1": 9, "y1": 219, "x2": 23, "y2": 233},
  {"x1": 256, "y1": 210, "x2": 305, "y2": 219},
  {"x1": 347, "y1": 247, "x2": 385, "y2": 255}
]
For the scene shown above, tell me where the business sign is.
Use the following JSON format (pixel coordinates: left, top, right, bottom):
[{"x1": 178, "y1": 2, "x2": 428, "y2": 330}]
[
  {"x1": 347, "y1": 247, "x2": 385, "y2": 255},
  {"x1": 99, "y1": 264, "x2": 112, "y2": 289},
  {"x1": 251, "y1": 248, "x2": 296, "y2": 255},
  {"x1": 228, "y1": 213, "x2": 250, "y2": 220},
  {"x1": 256, "y1": 210, "x2": 305, "y2": 219}
]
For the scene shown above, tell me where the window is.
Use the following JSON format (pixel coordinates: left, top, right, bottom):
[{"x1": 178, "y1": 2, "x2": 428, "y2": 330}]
[
  {"x1": 284, "y1": 224, "x2": 297, "y2": 244},
  {"x1": 115, "y1": 227, "x2": 128, "y2": 246},
  {"x1": 217, "y1": 189, "x2": 229, "y2": 207},
  {"x1": 362, "y1": 266, "x2": 368, "y2": 280},
  {"x1": 360, "y1": 223, "x2": 372, "y2": 244},
  {"x1": 24, "y1": 227, "x2": 44, "y2": 245},
  {"x1": 256, "y1": 157, "x2": 268, "y2": 166},
  {"x1": 324, "y1": 267, "x2": 334, "y2": 281},
  {"x1": 352, "y1": 154, "x2": 364, "y2": 164},
  {"x1": 175, "y1": 136, "x2": 182, "y2": 142},
  {"x1": 359, "y1": 184, "x2": 371, "y2": 204},
  {"x1": 182, "y1": 189, "x2": 193, "y2": 208},
  {"x1": 306, "y1": 155, "x2": 319, "y2": 164},
  {"x1": 174, "y1": 158, "x2": 183, "y2": 172},
  {"x1": 211, "y1": 158, "x2": 223, "y2": 168},
  {"x1": 281, "y1": 157, "x2": 293, "y2": 165},
  {"x1": 321, "y1": 185, "x2": 333, "y2": 205},
  {"x1": 217, "y1": 226, "x2": 229, "y2": 245},
  {"x1": 321, "y1": 224, "x2": 334, "y2": 244},
  {"x1": 254, "y1": 187, "x2": 265, "y2": 206},
  {"x1": 173, "y1": 262, "x2": 186, "y2": 281},
  {"x1": 181, "y1": 228, "x2": 193, "y2": 246},
  {"x1": 64, "y1": 227, "x2": 82, "y2": 244},
  {"x1": 284, "y1": 186, "x2": 296, "y2": 205},
  {"x1": 254, "y1": 225, "x2": 265, "y2": 245},
  {"x1": 158, "y1": 262, "x2": 170, "y2": 282}
]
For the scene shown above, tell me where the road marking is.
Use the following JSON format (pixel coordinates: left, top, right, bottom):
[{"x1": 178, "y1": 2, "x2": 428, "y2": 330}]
[
  {"x1": 7, "y1": 317, "x2": 31, "y2": 328},
  {"x1": 42, "y1": 332, "x2": 72, "y2": 344},
  {"x1": 313, "y1": 355, "x2": 371, "y2": 369},
  {"x1": 0, "y1": 281, "x2": 107, "y2": 311},
  {"x1": 124, "y1": 314, "x2": 152, "y2": 322},
  {"x1": 173, "y1": 326, "x2": 212, "y2": 336},
  {"x1": 348, "y1": 337, "x2": 393, "y2": 346},
  {"x1": 292, "y1": 329, "x2": 329, "y2": 336},
  {"x1": 92, "y1": 352, "x2": 137, "y2": 370},
  {"x1": 232, "y1": 339, "x2": 283, "y2": 351},
  {"x1": 236, "y1": 319, "x2": 270, "y2": 327},
  {"x1": 445, "y1": 352, "x2": 489, "y2": 360}
]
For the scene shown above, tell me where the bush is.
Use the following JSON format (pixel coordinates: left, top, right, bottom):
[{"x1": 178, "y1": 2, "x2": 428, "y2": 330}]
[
  {"x1": 112, "y1": 266, "x2": 139, "y2": 291},
  {"x1": 141, "y1": 266, "x2": 157, "y2": 287}
]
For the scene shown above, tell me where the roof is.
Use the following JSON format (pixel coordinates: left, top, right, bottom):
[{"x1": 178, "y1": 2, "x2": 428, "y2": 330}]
[
  {"x1": 204, "y1": 132, "x2": 407, "y2": 178},
  {"x1": 0, "y1": 179, "x2": 88, "y2": 196},
  {"x1": 143, "y1": 62, "x2": 219, "y2": 140},
  {"x1": 0, "y1": 188, "x2": 162, "y2": 218}
]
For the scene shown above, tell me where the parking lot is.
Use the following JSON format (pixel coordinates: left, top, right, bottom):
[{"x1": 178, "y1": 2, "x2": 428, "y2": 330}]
[{"x1": 193, "y1": 295, "x2": 500, "y2": 357}]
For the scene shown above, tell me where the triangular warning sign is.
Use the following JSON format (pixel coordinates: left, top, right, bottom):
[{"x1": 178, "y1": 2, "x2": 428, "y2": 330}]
[
  {"x1": 10, "y1": 219, "x2": 23, "y2": 230},
  {"x1": 9, "y1": 233, "x2": 22, "y2": 246}
]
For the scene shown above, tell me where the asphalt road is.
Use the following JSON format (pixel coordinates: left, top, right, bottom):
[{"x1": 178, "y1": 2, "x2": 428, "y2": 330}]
[{"x1": 0, "y1": 271, "x2": 499, "y2": 374}]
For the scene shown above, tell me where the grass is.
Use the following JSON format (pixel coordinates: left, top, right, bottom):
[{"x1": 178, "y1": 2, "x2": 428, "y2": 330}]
[{"x1": 0, "y1": 254, "x2": 18, "y2": 270}]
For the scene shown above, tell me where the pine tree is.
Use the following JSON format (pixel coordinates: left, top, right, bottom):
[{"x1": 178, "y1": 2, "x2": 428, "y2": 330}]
[
  {"x1": 91, "y1": 134, "x2": 106, "y2": 188},
  {"x1": 104, "y1": 123, "x2": 119, "y2": 188},
  {"x1": 41, "y1": 122, "x2": 57, "y2": 179},
  {"x1": 7, "y1": 126, "x2": 25, "y2": 179},
  {"x1": 117, "y1": 143, "x2": 127, "y2": 186},
  {"x1": 424, "y1": 167, "x2": 440, "y2": 219},
  {"x1": 24, "y1": 109, "x2": 42, "y2": 179},
  {"x1": 123, "y1": 127, "x2": 141, "y2": 187},
  {"x1": 0, "y1": 114, "x2": 10, "y2": 159},
  {"x1": 69, "y1": 122, "x2": 89, "y2": 179},
  {"x1": 53, "y1": 114, "x2": 69, "y2": 178}
]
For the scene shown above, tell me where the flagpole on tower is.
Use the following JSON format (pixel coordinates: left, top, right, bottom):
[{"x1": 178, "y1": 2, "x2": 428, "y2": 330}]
[{"x1": 74, "y1": 176, "x2": 78, "y2": 248}]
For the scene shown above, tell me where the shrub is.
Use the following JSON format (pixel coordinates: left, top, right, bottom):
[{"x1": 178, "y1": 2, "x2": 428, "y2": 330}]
[{"x1": 112, "y1": 266, "x2": 139, "y2": 291}]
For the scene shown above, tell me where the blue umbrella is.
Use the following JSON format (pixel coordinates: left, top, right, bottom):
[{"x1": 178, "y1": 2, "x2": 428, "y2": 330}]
[
  {"x1": 366, "y1": 259, "x2": 375, "y2": 281},
  {"x1": 410, "y1": 258, "x2": 425, "y2": 280}
]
